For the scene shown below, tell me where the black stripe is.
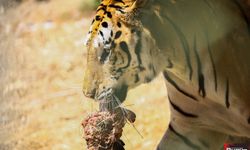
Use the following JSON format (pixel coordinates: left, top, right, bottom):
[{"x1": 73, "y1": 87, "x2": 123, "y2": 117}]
[
  {"x1": 135, "y1": 31, "x2": 143, "y2": 66},
  {"x1": 108, "y1": 4, "x2": 122, "y2": 9},
  {"x1": 91, "y1": 19, "x2": 95, "y2": 25},
  {"x1": 97, "y1": 4, "x2": 107, "y2": 12},
  {"x1": 134, "y1": 74, "x2": 140, "y2": 83},
  {"x1": 202, "y1": 0, "x2": 216, "y2": 15},
  {"x1": 117, "y1": 22, "x2": 122, "y2": 28},
  {"x1": 99, "y1": 31, "x2": 104, "y2": 37},
  {"x1": 117, "y1": 9, "x2": 125, "y2": 14},
  {"x1": 114, "y1": 0, "x2": 125, "y2": 4},
  {"x1": 95, "y1": 15, "x2": 101, "y2": 21},
  {"x1": 163, "y1": 71, "x2": 198, "y2": 101},
  {"x1": 247, "y1": 117, "x2": 250, "y2": 124},
  {"x1": 110, "y1": 30, "x2": 113, "y2": 37},
  {"x1": 205, "y1": 32, "x2": 218, "y2": 92},
  {"x1": 162, "y1": 14, "x2": 193, "y2": 80},
  {"x1": 168, "y1": 96, "x2": 198, "y2": 118},
  {"x1": 106, "y1": 11, "x2": 112, "y2": 18},
  {"x1": 114, "y1": 31, "x2": 122, "y2": 39},
  {"x1": 225, "y1": 79, "x2": 230, "y2": 108},
  {"x1": 193, "y1": 36, "x2": 206, "y2": 97},
  {"x1": 100, "y1": 49, "x2": 110, "y2": 64},
  {"x1": 169, "y1": 124, "x2": 201, "y2": 150},
  {"x1": 232, "y1": 0, "x2": 250, "y2": 34},
  {"x1": 117, "y1": 41, "x2": 131, "y2": 72},
  {"x1": 97, "y1": 7, "x2": 106, "y2": 12}
]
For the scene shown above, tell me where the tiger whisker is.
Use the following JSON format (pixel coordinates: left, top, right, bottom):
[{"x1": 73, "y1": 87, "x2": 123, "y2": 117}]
[
  {"x1": 112, "y1": 95, "x2": 126, "y2": 114},
  {"x1": 112, "y1": 95, "x2": 143, "y2": 139},
  {"x1": 123, "y1": 104, "x2": 135, "y2": 107}
]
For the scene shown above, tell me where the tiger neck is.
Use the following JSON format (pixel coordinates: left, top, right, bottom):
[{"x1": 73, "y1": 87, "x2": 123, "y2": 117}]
[
  {"x1": 140, "y1": 27, "x2": 187, "y2": 82},
  {"x1": 140, "y1": 5, "x2": 195, "y2": 81}
]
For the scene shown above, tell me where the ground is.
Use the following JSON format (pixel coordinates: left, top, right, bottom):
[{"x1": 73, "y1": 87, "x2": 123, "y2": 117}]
[{"x1": 0, "y1": 0, "x2": 169, "y2": 150}]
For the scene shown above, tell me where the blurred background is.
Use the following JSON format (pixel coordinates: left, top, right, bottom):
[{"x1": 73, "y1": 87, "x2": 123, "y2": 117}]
[{"x1": 0, "y1": 0, "x2": 169, "y2": 149}]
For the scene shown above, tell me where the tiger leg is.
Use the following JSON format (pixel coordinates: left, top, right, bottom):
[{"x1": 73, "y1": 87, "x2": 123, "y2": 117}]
[{"x1": 157, "y1": 121, "x2": 228, "y2": 150}]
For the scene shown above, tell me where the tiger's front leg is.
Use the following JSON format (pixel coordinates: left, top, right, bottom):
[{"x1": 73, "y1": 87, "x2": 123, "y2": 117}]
[{"x1": 157, "y1": 118, "x2": 228, "y2": 150}]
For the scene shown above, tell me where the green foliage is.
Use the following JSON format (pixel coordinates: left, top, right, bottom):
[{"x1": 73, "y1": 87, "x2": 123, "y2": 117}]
[{"x1": 79, "y1": 0, "x2": 100, "y2": 12}]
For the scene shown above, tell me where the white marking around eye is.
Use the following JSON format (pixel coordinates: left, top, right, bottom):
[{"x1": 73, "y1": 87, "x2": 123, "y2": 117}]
[
  {"x1": 93, "y1": 35, "x2": 103, "y2": 48},
  {"x1": 102, "y1": 25, "x2": 113, "y2": 50},
  {"x1": 84, "y1": 22, "x2": 113, "y2": 49},
  {"x1": 101, "y1": 26, "x2": 112, "y2": 41},
  {"x1": 94, "y1": 23, "x2": 113, "y2": 48}
]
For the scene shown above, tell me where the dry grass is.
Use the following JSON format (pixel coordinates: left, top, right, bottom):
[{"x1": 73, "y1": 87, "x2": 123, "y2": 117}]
[{"x1": 0, "y1": 0, "x2": 169, "y2": 149}]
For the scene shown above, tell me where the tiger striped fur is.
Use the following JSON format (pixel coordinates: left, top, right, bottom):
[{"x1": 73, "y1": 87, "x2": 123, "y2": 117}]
[{"x1": 83, "y1": 0, "x2": 250, "y2": 149}]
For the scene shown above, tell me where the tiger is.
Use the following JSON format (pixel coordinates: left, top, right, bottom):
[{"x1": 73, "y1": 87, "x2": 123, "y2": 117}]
[{"x1": 82, "y1": 0, "x2": 250, "y2": 149}]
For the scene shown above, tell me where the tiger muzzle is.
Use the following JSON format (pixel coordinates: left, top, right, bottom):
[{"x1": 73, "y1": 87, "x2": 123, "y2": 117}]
[
  {"x1": 82, "y1": 79, "x2": 97, "y2": 99},
  {"x1": 83, "y1": 89, "x2": 96, "y2": 99}
]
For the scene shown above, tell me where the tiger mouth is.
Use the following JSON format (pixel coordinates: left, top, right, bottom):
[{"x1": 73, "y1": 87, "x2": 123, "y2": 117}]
[{"x1": 96, "y1": 85, "x2": 128, "y2": 111}]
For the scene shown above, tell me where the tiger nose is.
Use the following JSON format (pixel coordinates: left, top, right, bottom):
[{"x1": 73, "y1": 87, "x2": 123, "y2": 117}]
[{"x1": 83, "y1": 89, "x2": 96, "y2": 99}]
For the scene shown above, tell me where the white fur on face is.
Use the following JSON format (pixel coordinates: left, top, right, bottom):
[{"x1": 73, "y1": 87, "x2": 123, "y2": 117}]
[{"x1": 85, "y1": 21, "x2": 113, "y2": 49}]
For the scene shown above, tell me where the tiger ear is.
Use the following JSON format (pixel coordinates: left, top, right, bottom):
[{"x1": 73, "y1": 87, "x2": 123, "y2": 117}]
[
  {"x1": 134, "y1": 0, "x2": 150, "y2": 7},
  {"x1": 115, "y1": 0, "x2": 152, "y2": 27},
  {"x1": 122, "y1": 0, "x2": 151, "y2": 8}
]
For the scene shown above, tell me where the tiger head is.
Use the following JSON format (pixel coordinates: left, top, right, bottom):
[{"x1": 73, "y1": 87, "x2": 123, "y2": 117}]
[{"x1": 83, "y1": 0, "x2": 164, "y2": 103}]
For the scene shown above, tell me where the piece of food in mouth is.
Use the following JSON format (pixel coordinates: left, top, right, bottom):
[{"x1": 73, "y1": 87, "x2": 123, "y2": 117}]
[{"x1": 82, "y1": 107, "x2": 136, "y2": 150}]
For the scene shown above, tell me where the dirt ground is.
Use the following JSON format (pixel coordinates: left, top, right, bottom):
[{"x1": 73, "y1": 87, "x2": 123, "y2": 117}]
[{"x1": 0, "y1": 0, "x2": 169, "y2": 150}]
